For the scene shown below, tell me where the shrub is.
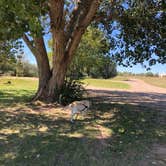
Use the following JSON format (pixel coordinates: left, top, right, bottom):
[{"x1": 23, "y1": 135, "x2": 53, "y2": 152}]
[{"x1": 59, "y1": 79, "x2": 86, "y2": 106}]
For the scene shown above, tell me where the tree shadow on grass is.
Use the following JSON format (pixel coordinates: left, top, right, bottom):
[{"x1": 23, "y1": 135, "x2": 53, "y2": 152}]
[
  {"x1": 88, "y1": 89, "x2": 166, "y2": 111},
  {"x1": 0, "y1": 100, "x2": 165, "y2": 166},
  {"x1": 0, "y1": 89, "x2": 35, "y2": 108}
]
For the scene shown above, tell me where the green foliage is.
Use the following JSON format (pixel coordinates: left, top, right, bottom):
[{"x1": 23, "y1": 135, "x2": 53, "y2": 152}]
[
  {"x1": 0, "y1": 54, "x2": 16, "y2": 75},
  {"x1": 15, "y1": 55, "x2": 38, "y2": 77},
  {"x1": 145, "y1": 72, "x2": 155, "y2": 77},
  {"x1": 0, "y1": 0, "x2": 48, "y2": 40},
  {"x1": 90, "y1": 55, "x2": 117, "y2": 79},
  {"x1": 68, "y1": 27, "x2": 117, "y2": 79},
  {"x1": 0, "y1": 41, "x2": 18, "y2": 75},
  {"x1": 16, "y1": 55, "x2": 24, "y2": 76},
  {"x1": 0, "y1": 49, "x2": 38, "y2": 77},
  {"x1": 101, "y1": 0, "x2": 166, "y2": 66},
  {"x1": 59, "y1": 79, "x2": 86, "y2": 106}
]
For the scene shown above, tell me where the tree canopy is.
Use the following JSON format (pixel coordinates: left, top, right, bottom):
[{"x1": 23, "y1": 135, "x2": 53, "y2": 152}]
[
  {"x1": 0, "y1": 0, "x2": 165, "y2": 67},
  {"x1": 0, "y1": 41, "x2": 18, "y2": 74}
]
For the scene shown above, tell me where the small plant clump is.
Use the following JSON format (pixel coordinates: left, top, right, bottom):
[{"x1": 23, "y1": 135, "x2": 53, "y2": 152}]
[{"x1": 58, "y1": 79, "x2": 86, "y2": 106}]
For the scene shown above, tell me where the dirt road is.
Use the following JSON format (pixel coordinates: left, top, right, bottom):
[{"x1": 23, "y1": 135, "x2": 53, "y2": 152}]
[
  {"x1": 125, "y1": 79, "x2": 166, "y2": 93},
  {"x1": 87, "y1": 79, "x2": 166, "y2": 111}
]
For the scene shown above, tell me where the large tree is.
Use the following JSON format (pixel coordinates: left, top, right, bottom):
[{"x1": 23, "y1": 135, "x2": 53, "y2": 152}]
[{"x1": 0, "y1": 0, "x2": 165, "y2": 101}]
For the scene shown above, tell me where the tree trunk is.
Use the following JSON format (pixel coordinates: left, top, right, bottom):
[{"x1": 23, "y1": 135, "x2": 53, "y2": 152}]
[
  {"x1": 46, "y1": 28, "x2": 69, "y2": 101},
  {"x1": 35, "y1": 56, "x2": 69, "y2": 102},
  {"x1": 32, "y1": 38, "x2": 52, "y2": 101},
  {"x1": 33, "y1": 57, "x2": 51, "y2": 101},
  {"x1": 34, "y1": 30, "x2": 69, "y2": 102}
]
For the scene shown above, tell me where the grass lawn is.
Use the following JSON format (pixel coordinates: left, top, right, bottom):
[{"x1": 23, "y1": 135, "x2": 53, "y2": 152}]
[
  {"x1": 0, "y1": 76, "x2": 165, "y2": 165},
  {"x1": 0, "y1": 77, "x2": 38, "y2": 108},
  {"x1": 82, "y1": 78, "x2": 130, "y2": 89}
]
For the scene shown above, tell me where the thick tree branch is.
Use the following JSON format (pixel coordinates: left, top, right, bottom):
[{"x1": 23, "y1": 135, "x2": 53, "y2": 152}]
[
  {"x1": 93, "y1": 0, "x2": 121, "y2": 23},
  {"x1": 65, "y1": 0, "x2": 84, "y2": 41},
  {"x1": 33, "y1": 37, "x2": 48, "y2": 60},
  {"x1": 49, "y1": 0, "x2": 65, "y2": 30},
  {"x1": 48, "y1": 0, "x2": 66, "y2": 62},
  {"x1": 23, "y1": 33, "x2": 49, "y2": 65},
  {"x1": 23, "y1": 33, "x2": 51, "y2": 98},
  {"x1": 66, "y1": 0, "x2": 100, "y2": 61},
  {"x1": 23, "y1": 33, "x2": 37, "y2": 56},
  {"x1": 80, "y1": 0, "x2": 100, "y2": 26}
]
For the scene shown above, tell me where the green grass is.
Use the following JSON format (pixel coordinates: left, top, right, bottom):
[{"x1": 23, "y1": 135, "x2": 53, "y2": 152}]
[
  {"x1": 0, "y1": 77, "x2": 38, "y2": 108},
  {"x1": 82, "y1": 78, "x2": 130, "y2": 89},
  {"x1": 110, "y1": 76, "x2": 131, "y2": 81}
]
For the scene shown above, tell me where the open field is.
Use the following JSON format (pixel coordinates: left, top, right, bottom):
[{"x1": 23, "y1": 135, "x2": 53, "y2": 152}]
[
  {"x1": 0, "y1": 76, "x2": 166, "y2": 165},
  {"x1": 83, "y1": 76, "x2": 166, "y2": 89},
  {"x1": 0, "y1": 77, "x2": 130, "y2": 108},
  {"x1": 82, "y1": 78, "x2": 130, "y2": 89},
  {"x1": 111, "y1": 75, "x2": 166, "y2": 89},
  {"x1": 0, "y1": 77, "x2": 38, "y2": 108}
]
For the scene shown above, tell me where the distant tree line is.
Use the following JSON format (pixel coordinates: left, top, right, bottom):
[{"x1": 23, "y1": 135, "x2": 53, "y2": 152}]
[
  {"x1": 0, "y1": 53, "x2": 38, "y2": 77},
  {"x1": 118, "y1": 72, "x2": 159, "y2": 77}
]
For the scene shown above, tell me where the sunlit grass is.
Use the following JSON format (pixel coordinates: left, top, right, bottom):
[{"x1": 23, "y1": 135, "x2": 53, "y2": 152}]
[
  {"x1": 0, "y1": 77, "x2": 38, "y2": 90},
  {"x1": 0, "y1": 77, "x2": 38, "y2": 107},
  {"x1": 82, "y1": 78, "x2": 130, "y2": 89},
  {"x1": 0, "y1": 76, "x2": 131, "y2": 108}
]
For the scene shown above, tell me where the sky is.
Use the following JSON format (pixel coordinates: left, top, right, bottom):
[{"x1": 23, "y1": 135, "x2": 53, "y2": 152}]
[{"x1": 117, "y1": 63, "x2": 166, "y2": 74}]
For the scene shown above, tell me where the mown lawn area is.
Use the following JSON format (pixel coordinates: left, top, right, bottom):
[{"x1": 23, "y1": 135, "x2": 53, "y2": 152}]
[
  {"x1": 82, "y1": 78, "x2": 130, "y2": 89},
  {"x1": 0, "y1": 76, "x2": 165, "y2": 166},
  {"x1": 0, "y1": 77, "x2": 38, "y2": 108}
]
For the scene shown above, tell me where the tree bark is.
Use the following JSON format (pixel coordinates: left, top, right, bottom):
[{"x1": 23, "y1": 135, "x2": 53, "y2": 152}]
[
  {"x1": 46, "y1": 26, "x2": 68, "y2": 101},
  {"x1": 23, "y1": 34, "x2": 51, "y2": 101},
  {"x1": 33, "y1": 32, "x2": 69, "y2": 102}
]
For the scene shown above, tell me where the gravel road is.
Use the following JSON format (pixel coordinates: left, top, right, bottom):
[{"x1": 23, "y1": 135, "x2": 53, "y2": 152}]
[{"x1": 87, "y1": 79, "x2": 166, "y2": 111}]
